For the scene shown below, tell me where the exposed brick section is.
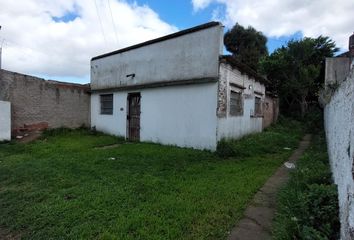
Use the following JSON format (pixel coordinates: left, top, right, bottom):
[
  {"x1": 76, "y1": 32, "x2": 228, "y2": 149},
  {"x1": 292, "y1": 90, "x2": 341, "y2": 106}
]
[
  {"x1": 0, "y1": 69, "x2": 90, "y2": 132},
  {"x1": 12, "y1": 122, "x2": 49, "y2": 136},
  {"x1": 217, "y1": 63, "x2": 228, "y2": 118}
]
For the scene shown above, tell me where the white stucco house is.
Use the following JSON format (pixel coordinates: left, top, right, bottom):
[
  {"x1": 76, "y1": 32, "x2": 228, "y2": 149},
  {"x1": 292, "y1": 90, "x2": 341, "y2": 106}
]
[{"x1": 90, "y1": 22, "x2": 269, "y2": 150}]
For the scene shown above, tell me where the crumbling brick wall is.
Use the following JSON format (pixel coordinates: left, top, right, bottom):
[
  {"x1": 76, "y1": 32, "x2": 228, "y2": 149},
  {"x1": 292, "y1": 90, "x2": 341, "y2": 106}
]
[
  {"x1": 0, "y1": 69, "x2": 90, "y2": 133},
  {"x1": 217, "y1": 64, "x2": 228, "y2": 118}
]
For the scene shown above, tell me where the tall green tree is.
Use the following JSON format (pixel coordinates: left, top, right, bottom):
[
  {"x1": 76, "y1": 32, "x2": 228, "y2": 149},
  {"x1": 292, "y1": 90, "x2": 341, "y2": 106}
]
[
  {"x1": 224, "y1": 23, "x2": 268, "y2": 72},
  {"x1": 260, "y1": 36, "x2": 338, "y2": 118}
]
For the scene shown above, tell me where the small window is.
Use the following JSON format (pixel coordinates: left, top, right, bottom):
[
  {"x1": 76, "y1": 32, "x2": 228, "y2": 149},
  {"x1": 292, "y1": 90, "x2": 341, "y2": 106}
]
[
  {"x1": 255, "y1": 97, "x2": 262, "y2": 116},
  {"x1": 100, "y1": 94, "x2": 113, "y2": 115},
  {"x1": 230, "y1": 91, "x2": 243, "y2": 116}
]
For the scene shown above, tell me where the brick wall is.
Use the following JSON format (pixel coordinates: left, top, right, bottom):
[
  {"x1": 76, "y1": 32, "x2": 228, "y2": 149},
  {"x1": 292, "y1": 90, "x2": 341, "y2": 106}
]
[
  {"x1": 0, "y1": 69, "x2": 90, "y2": 133},
  {"x1": 262, "y1": 94, "x2": 279, "y2": 129}
]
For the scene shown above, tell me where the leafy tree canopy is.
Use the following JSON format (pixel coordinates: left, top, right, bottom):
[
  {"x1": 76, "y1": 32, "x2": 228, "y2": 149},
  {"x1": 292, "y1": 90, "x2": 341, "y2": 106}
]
[
  {"x1": 224, "y1": 23, "x2": 268, "y2": 72},
  {"x1": 260, "y1": 36, "x2": 338, "y2": 118}
]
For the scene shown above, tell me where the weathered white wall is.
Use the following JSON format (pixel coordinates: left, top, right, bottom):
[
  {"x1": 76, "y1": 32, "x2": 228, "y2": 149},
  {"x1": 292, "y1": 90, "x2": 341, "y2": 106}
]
[
  {"x1": 91, "y1": 24, "x2": 223, "y2": 90},
  {"x1": 324, "y1": 60, "x2": 354, "y2": 239},
  {"x1": 91, "y1": 93, "x2": 127, "y2": 136},
  {"x1": 217, "y1": 63, "x2": 265, "y2": 141},
  {"x1": 91, "y1": 82, "x2": 219, "y2": 150},
  {"x1": 0, "y1": 101, "x2": 11, "y2": 141}
]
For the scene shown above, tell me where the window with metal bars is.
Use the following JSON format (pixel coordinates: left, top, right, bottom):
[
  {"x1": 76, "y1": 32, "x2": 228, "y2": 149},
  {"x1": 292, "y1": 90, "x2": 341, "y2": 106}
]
[
  {"x1": 100, "y1": 94, "x2": 113, "y2": 115},
  {"x1": 255, "y1": 96, "x2": 262, "y2": 116},
  {"x1": 230, "y1": 91, "x2": 243, "y2": 116}
]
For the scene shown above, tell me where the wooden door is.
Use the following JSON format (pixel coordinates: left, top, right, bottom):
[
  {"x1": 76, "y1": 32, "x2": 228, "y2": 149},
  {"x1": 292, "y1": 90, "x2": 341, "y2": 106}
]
[{"x1": 127, "y1": 93, "x2": 141, "y2": 141}]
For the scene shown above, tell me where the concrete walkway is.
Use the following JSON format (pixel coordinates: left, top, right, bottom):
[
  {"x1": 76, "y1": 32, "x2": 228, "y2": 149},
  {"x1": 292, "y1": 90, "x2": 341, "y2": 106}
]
[{"x1": 228, "y1": 134, "x2": 312, "y2": 240}]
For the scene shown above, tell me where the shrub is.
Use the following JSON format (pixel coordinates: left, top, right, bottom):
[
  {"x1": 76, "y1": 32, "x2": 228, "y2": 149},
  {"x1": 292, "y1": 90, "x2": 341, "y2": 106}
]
[
  {"x1": 216, "y1": 139, "x2": 235, "y2": 158},
  {"x1": 303, "y1": 184, "x2": 340, "y2": 238},
  {"x1": 303, "y1": 107, "x2": 324, "y2": 133}
]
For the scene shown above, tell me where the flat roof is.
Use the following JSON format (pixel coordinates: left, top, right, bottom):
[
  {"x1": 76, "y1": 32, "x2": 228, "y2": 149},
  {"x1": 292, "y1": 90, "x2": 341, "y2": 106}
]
[{"x1": 91, "y1": 21, "x2": 222, "y2": 61}]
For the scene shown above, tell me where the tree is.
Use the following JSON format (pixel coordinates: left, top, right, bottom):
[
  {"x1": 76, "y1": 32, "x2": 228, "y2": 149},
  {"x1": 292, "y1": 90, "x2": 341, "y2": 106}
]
[
  {"x1": 260, "y1": 36, "x2": 338, "y2": 118},
  {"x1": 224, "y1": 23, "x2": 268, "y2": 72}
]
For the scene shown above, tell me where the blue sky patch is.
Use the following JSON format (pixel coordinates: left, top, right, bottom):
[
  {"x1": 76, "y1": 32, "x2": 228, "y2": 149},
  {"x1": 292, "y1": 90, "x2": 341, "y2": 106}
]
[
  {"x1": 131, "y1": 0, "x2": 302, "y2": 53},
  {"x1": 52, "y1": 11, "x2": 79, "y2": 23},
  {"x1": 267, "y1": 31, "x2": 303, "y2": 53},
  {"x1": 52, "y1": 6, "x2": 80, "y2": 23}
]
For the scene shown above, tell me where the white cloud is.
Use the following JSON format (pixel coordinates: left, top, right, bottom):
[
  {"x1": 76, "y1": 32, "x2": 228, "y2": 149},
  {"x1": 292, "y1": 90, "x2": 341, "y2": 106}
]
[
  {"x1": 0, "y1": 0, "x2": 177, "y2": 82},
  {"x1": 192, "y1": 0, "x2": 354, "y2": 50},
  {"x1": 192, "y1": 0, "x2": 214, "y2": 11}
]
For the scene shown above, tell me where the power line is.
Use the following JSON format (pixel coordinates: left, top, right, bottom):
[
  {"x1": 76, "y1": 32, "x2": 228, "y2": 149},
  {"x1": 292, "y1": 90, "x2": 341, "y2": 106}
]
[
  {"x1": 93, "y1": 0, "x2": 108, "y2": 48},
  {"x1": 107, "y1": 0, "x2": 119, "y2": 46}
]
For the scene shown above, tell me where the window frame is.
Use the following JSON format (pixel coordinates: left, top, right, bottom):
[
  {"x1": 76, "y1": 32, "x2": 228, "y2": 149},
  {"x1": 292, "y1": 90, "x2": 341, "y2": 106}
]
[
  {"x1": 229, "y1": 90, "x2": 244, "y2": 116},
  {"x1": 254, "y1": 96, "x2": 262, "y2": 117},
  {"x1": 100, "y1": 94, "x2": 113, "y2": 115}
]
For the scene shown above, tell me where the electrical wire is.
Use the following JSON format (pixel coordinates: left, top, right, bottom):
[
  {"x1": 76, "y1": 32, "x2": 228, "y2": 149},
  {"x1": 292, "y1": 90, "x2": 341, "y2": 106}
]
[
  {"x1": 107, "y1": 0, "x2": 119, "y2": 46},
  {"x1": 93, "y1": 0, "x2": 108, "y2": 48}
]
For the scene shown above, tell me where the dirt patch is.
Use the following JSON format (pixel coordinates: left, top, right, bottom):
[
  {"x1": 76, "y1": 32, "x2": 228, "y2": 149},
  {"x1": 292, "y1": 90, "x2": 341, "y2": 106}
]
[
  {"x1": 94, "y1": 143, "x2": 121, "y2": 149},
  {"x1": 15, "y1": 130, "x2": 42, "y2": 144},
  {"x1": 0, "y1": 227, "x2": 21, "y2": 240}
]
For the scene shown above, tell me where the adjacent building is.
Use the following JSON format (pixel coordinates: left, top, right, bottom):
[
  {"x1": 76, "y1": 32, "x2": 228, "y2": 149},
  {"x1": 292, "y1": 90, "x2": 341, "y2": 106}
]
[
  {"x1": 91, "y1": 22, "x2": 275, "y2": 150},
  {"x1": 0, "y1": 69, "x2": 91, "y2": 135}
]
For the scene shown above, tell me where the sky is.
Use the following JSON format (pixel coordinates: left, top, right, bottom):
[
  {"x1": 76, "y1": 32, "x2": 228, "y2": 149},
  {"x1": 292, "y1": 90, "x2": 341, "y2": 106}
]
[{"x1": 0, "y1": 0, "x2": 353, "y2": 84}]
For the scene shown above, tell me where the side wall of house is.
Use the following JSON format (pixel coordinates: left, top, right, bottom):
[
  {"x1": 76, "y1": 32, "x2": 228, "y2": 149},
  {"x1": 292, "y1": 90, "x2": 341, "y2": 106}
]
[
  {"x1": 216, "y1": 63, "x2": 265, "y2": 141},
  {"x1": 91, "y1": 82, "x2": 219, "y2": 150},
  {"x1": 0, "y1": 101, "x2": 11, "y2": 141},
  {"x1": 324, "y1": 61, "x2": 354, "y2": 239},
  {"x1": 0, "y1": 70, "x2": 90, "y2": 131}
]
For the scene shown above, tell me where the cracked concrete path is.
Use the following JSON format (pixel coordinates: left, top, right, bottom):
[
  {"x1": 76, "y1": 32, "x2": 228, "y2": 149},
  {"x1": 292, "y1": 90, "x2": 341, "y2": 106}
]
[{"x1": 228, "y1": 134, "x2": 312, "y2": 240}]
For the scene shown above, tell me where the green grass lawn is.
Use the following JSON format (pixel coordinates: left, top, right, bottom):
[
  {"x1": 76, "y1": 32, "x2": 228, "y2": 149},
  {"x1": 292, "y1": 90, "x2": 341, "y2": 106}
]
[{"x1": 0, "y1": 121, "x2": 303, "y2": 240}]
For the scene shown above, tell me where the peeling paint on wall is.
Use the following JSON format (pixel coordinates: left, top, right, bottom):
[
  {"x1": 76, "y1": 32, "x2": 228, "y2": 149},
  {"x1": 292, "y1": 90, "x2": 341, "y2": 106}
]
[
  {"x1": 217, "y1": 67, "x2": 227, "y2": 118},
  {"x1": 324, "y1": 60, "x2": 354, "y2": 239},
  {"x1": 216, "y1": 63, "x2": 265, "y2": 141}
]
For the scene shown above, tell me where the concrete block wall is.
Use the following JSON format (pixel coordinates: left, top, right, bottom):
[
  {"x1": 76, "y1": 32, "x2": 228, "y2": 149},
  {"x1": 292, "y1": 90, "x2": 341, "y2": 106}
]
[
  {"x1": 324, "y1": 60, "x2": 354, "y2": 239},
  {"x1": 0, "y1": 101, "x2": 11, "y2": 141},
  {"x1": 325, "y1": 57, "x2": 351, "y2": 86},
  {"x1": 0, "y1": 69, "x2": 90, "y2": 133}
]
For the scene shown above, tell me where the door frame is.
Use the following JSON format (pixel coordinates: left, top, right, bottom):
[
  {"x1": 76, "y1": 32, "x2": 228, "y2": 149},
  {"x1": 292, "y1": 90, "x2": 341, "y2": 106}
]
[{"x1": 126, "y1": 92, "x2": 141, "y2": 141}]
